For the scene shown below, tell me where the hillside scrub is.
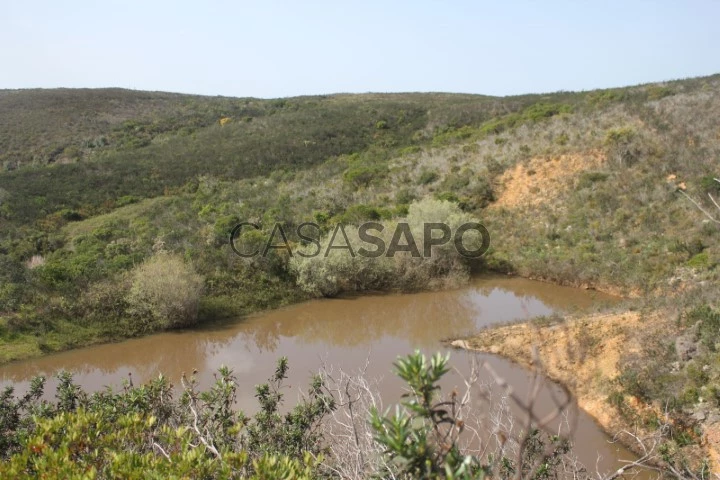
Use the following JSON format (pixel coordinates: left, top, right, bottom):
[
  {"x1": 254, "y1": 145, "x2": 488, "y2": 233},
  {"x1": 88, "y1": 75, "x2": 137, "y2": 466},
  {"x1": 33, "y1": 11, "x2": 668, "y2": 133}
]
[
  {"x1": 290, "y1": 199, "x2": 483, "y2": 296},
  {"x1": 0, "y1": 75, "x2": 719, "y2": 362},
  {"x1": 0, "y1": 76, "x2": 720, "y2": 476}
]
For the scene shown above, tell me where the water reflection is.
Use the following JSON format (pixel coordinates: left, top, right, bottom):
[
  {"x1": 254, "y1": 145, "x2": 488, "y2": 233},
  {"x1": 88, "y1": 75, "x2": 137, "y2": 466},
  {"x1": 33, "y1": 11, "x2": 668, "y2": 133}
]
[
  {"x1": 0, "y1": 276, "x2": 612, "y2": 391},
  {"x1": 0, "y1": 276, "x2": 641, "y2": 476}
]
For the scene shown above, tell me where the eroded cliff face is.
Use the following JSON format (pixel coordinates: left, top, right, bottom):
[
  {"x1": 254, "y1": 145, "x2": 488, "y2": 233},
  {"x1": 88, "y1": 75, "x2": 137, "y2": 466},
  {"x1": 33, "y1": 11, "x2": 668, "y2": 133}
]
[{"x1": 453, "y1": 310, "x2": 720, "y2": 476}]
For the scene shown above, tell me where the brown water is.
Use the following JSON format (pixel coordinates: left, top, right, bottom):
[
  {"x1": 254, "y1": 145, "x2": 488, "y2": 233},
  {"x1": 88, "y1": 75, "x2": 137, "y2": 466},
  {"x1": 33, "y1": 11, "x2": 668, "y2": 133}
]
[{"x1": 0, "y1": 276, "x2": 647, "y2": 476}]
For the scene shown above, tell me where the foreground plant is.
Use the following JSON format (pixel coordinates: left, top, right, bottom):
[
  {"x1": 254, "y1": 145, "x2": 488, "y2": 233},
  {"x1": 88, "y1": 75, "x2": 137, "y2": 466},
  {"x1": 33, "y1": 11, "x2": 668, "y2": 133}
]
[
  {"x1": 0, "y1": 358, "x2": 332, "y2": 479},
  {"x1": 1, "y1": 352, "x2": 668, "y2": 479},
  {"x1": 369, "y1": 351, "x2": 580, "y2": 480}
]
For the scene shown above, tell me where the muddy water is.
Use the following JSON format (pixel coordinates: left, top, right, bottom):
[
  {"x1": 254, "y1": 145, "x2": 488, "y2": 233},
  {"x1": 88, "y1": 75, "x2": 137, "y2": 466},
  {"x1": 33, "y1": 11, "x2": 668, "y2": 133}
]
[{"x1": 0, "y1": 276, "x2": 644, "y2": 476}]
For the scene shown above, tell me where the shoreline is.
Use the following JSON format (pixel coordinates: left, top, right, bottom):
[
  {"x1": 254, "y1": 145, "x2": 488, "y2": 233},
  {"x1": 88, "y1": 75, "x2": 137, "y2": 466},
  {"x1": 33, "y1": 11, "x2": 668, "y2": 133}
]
[
  {"x1": 448, "y1": 311, "x2": 642, "y2": 436},
  {"x1": 0, "y1": 270, "x2": 533, "y2": 366},
  {"x1": 449, "y1": 309, "x2": 719, "y2": 475},
  {"x1": 517, "y1": 272, "x2": 642, "y2": 299},
  {"x1": 0, "y1": 269, "x2": 629, "y2": 366}
]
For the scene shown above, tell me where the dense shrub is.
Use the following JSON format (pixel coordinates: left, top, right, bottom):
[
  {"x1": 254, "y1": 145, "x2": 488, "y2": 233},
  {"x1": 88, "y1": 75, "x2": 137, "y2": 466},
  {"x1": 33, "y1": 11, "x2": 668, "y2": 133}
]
[
  {"x1": 126, "y1": 253, "x2": 204, "y2": 330},
  {"x1": 577, "y1": 171, "x2": 609, "y2": 190},
  {"x1": 685, "y1": 305, "x2": 720, "y2": 352},
  {"x1": 0, "y1": 361, "x2": 330, "y2": 479},
  {"x1": 440, "y1": 171, "x2": 472, "y2": 191},
  {"x1": 699, "y1": 175, "x2": 720, "y2": 196},
  {"x1": 291, "y1": 199, "x2": 483, "y2": 296},
  {"x1": 522, "y1": 102, "x2": 572, "y2": 121},
  {"x1": 73, "y1": 276, "x2": 131, "y2": 329},
  {"x1": 290, "y1": 229, "x2": 395, "y2": 297},
  {"x1": 343, "y1": 161, "x2": 389, "y2": 188},
  {"x1": 604, "y1": 127, "x2": 639, "y2": 167},
  {"x1": 335, "y1": 204, "x2": 392, "y2": 224},
  {"x1": 461, "y1": 177, "x2": 495, "y2": 210},
  {"x1": 418, "y1": 169, "x2": 439, "y2": 185}
]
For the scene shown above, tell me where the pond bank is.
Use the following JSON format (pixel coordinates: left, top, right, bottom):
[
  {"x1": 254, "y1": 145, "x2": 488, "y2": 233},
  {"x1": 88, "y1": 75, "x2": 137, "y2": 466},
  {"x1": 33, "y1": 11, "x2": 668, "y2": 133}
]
[
  {"x1": 449, "y1": 309, "x2": 720, "y2": 475},
  {"x1": 0, "y1": 275, "x2": 642, "y2": 475}
]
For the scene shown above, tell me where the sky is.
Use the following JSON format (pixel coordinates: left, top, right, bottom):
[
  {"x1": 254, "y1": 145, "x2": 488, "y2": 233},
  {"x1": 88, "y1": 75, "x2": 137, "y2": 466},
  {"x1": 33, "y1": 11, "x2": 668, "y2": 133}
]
[{"x1": 2, "y1": 1, "x2": 718, "y2": 98}]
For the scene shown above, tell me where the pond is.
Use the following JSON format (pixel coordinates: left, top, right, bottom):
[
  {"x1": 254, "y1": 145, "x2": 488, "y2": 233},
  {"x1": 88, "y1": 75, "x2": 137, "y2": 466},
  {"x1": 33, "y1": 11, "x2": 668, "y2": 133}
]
[{"x1": 0, "y1": 275, "x2": 648, "y2": 476}]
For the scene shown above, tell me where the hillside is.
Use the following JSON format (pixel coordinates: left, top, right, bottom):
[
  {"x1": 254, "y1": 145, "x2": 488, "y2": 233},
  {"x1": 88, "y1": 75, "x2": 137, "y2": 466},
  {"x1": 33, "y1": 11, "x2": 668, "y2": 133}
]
[
  {"x1": 1, "y1": 76, "x2": 720, "y2": 473},
  {"x1": 0, "y1": 76, "x2": 718, "y2": 347}
]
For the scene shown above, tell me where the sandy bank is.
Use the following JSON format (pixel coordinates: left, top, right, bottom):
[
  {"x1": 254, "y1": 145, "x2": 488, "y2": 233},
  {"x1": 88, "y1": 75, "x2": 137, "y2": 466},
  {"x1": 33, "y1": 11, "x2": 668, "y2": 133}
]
[{"x1": 451, "y1": 310, "x2": 719, "y2": 476}]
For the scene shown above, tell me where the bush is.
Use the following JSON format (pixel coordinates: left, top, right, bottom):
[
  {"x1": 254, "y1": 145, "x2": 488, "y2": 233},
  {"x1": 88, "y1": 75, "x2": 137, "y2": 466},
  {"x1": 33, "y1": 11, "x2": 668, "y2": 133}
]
[
  {"x1": 0, "y1": 362, "x2": 329, "y2": 479},
  {"x1": 604, "y1": 127, "x2": 639, "y2": 167},
  {"x1": 290, "y1": 230, "x2": 394, "y2": 297},
  {"x1": 371, "y1": 351, "x2": 574, "y2": 479},
  {"x1": 647, "y1": 85, "x2": 674, "y2": 100},
  {"x1": 418, "y1": 169, "x2": 439, "y2": 185},
  {"x1": 432, "y1": 125, "x2": 477, "y2": 146},
  {"x1": 57, "y1": 208, "x2": 83, "y2": 221},
  {"x1": 290, "y1": 199, "x2": 481, "y2": 296},
  {"x1": 342, "y1": 155, "x2": 389, "y2": 189},
  {"x1": 522, "y1": 102, "x2": 572, "y2": 121},
  {"x1": 577, "y1": 171, "x2": 609, "y2": 190},
  {"x1": 126, "y1": 253, "x2": 204, "y2": 330},
  {"x1": 74, "y1": 277, "x2": 131, "y2": 328},
  {"x1": 335, "y1": 204, "x2": 392, "y2": 224},
  {"x1": 461, "y1": 177, "x2": 495, "y2": 210},
  {"x1": 685, "y1": 305, "x2": 720, "y2": 352},
  {"x1": 434, "y1": 191, "x2": 459, "y2": 203},
  {"x1": 395, "y1": 188, "x2": 416, "y2": 205},
  {"x1": 699, "y1": 175, "x2": 720, "y2": 196},
  {"x1": 440, "y1": 171, "x2": 472, "y2": 191},
  {"x1": 213, "y1": 214, "x2": 240, "y2": 244},
  {"x1": 687, "y1": 252, "x2": 711, "y2": 270},
  {"x1": 587, "y1": 89, "x2": 626, "y2": 106}
]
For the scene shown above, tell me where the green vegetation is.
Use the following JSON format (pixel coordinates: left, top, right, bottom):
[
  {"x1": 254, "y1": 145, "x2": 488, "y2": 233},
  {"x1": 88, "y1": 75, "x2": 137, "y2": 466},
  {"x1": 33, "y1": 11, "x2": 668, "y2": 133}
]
[
  {"x1": 126, "y1": 252, "x2": 205, "y2": 331},
  {"x1": 2, "y1": 76, "x2": 720, "y2": 473},
  {"x1": 0, "y1": 358, "x2": 331, "y2": 479},
  {"x1": 0, "y1": 351, "x2": 590, "y2": 479},
  {"x1": 1, "y1": 77, "x2": 720, "y2": 362},
  {"x1": 291, "y1": 199, "x2": 481, "y2": 296}
]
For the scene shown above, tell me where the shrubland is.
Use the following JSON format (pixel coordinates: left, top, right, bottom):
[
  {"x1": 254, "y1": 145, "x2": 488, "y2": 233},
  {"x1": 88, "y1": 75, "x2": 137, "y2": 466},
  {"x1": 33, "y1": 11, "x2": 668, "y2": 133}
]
[
  {"x1": 0, "y1": 75, "x2": 720, "y2": 474},
  {"x1": 291, "y1": 198, "x2": 483, "y2": 296}
]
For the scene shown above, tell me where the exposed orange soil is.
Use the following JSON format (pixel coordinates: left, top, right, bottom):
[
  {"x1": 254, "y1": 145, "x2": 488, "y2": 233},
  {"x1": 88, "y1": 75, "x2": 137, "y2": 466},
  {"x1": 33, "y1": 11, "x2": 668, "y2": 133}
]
[
  {"x1": 492, "y1": 151, "x2": 606, "y2": 209},
  {"x1": 454, "y1": 311, "x2": 719, "y2": 475}
]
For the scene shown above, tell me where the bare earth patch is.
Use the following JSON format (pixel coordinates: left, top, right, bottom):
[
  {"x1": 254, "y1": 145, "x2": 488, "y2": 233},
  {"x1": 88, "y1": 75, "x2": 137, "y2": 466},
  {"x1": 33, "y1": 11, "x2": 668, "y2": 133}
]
[
  {"x1": 458, "y1": 312, "x2": 641, "y2": 429},
  {"x1": 453, "y1": 310, "x2": 719, "y2": 475},
  {"x1": 492, "y1": 151, "x2": 605, "y2": 209}
]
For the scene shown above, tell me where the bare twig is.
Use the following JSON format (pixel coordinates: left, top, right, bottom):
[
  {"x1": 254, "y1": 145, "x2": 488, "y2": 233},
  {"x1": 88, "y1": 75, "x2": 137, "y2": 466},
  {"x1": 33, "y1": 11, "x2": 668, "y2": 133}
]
[
  {"x1": 180, "y1": 374, "x2": 222, "y2": 460},
  {"x1": 678, "y1": 189, "x2": 720, "y2": 225},
  {"x1": 152, "y1": 441, "x2": 172, "y2": 462}
]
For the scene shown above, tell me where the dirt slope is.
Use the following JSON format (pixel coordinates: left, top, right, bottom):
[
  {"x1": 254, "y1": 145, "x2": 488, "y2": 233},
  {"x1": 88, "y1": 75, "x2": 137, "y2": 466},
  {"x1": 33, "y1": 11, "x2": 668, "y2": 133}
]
[{"x1": 453, "y1": 311, "x2": 719, "y2": 475}]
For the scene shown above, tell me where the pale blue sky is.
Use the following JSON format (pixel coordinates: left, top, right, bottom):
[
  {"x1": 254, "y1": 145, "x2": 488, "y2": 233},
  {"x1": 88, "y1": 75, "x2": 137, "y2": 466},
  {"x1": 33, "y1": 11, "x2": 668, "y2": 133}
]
[{"x1": 2, "y1": 1, "x2": 718, "y2": 98}]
